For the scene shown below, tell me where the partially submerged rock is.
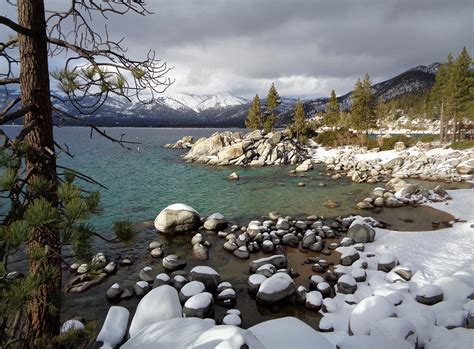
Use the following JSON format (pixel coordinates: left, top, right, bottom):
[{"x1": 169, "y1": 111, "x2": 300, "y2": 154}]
[{"x1": 154, "y1": 203, "x2": 200, "y2": 233}]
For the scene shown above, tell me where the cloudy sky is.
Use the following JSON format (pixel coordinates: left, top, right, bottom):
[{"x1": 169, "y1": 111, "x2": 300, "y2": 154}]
[{"x1": 3, "y1": 0, "x2": 473, "y2": 99}]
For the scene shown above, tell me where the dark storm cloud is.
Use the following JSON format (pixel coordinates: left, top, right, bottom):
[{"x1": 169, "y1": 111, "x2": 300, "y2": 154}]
[{"x1": 2, "y1": 0, "x2": 473, "y2": 97}]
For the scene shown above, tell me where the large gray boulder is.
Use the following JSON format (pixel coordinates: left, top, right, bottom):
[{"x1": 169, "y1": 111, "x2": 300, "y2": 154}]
[
  {"x1": 154, "y1": 204, "x2": 200, "y2": 233},
  {"x1": 347, "y1": 220, "x2": 376, "y2": 243},
  {"x1": 256, "y1": 272, "x2": 295, "y2": 305}
]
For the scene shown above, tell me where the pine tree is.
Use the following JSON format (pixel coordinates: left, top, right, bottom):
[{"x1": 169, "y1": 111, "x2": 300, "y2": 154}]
[
  {"x1": 293, "y1": 98, "x2": 306, "y2": 142},
  {"x1": 430, "y1": 54, "x2": 452, "y2": 141},
  {"x1": 452, "y1": 47, "x2": 472, "y2": 140},
  {"x1": 245, "y1": 94, "x2": 262, "y2": 129},
  {"x1": 350, "y1": 74, "x2": 377, "y2": 137},
  {"x1": 264, "y1": 83, "x2": 281, "y2": 132},
  {"x1": 324, "y1": 89, "x2": 340, "y2": 128}
]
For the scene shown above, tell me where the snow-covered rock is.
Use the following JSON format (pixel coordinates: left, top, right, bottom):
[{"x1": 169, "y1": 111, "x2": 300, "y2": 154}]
[
  {"x1": 129, "y1": 285, "x2": 182, "y2": 338},
  {"x1": 183, "y1": 292, "x2": 214, "y2": 319},
  {"x1": 256, "y1": 272, "x2": 295, "y2": 305},
  {"x1": 96, "y1": 306, "x2": 129, "y2": 349},
  {"x1": 349, "y1": 296, "x2": 397, "y2": 335}
]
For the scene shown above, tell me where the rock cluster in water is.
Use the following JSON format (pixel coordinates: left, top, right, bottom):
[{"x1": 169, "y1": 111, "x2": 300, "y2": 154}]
[
  {"x1": 355, "y1": 177, "x2": 451, "y2": 210},
  {"x1": 218, "y1": 213, "x2": 381, "y2": 261},
  {"x1": 182, "y1": 129, "x2": 310, "y2": 166},
  {"x1": 320, "y1": 143, "x2": 474, "y2": 183}
]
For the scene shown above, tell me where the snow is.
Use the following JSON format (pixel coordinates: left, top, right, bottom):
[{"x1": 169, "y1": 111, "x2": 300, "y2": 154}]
[
  {"x1": 164, "y1": 203, "x2": 199, "y2": 213},
  {"x1": 128, "y1": 285, "x2": 182, "y2": 338},
  {"x1": 258, "y1": 272, "x2": 293, "y2": 294},
  {"x1": 222, "y1": 314, "x2": 241, "y2": 326},
  {"x1": 425, "y1": 327, "x2": 474, "y2": 349},
  {"x1": 249, "y1": 317, "x2": 334, "y2": 349},
  {"x1": 96, "y1": 306, "x2": 129, "y2": 349},
  {"x1": 110, "y1": 283, "x2": 120, "y2": 289},
  {"x1": 181, "y1": 281, "x2": 206, "y2": 297},
  {"x1": 184, "y1": 292, "x2": 213, "y2": 310},
  {"x1": 122, "y1": 318, "x2": 214, "y2": 349},
  {"x1": 156, "y1": 273, "x2": 170, "y2": 282},
  {"x1": 191, "y1": 326, "x2": 242, "y2": 349},
  {"x1": 191, "y1": 266, "x2": 219, "y2": 275},
  {"x1": 218, "y1": 288, "x2": 236, "y2": 297},
  {"x1": 367, "y1": 188, "x2": 474, "y2": 285},
  {"x1": 310, "y1": 275, "x2": 325, "y2": 284},
  {"x1": 60, "y1": 319, "x2": 84, "y2": 334},
  {"x1": 335, "y1": 334, "x2": 413, "y2": 349},
  {"x1": 306, "y1": 291, "x2": 323, "y2": 306},
  {"x1": 248, "y1": 274, "x2": 267, "y2": 285},
  {"x1": 136, "y1": 280, "x2": 149, "y2": 288},
  {"x1": 349, "y1": 296, "x2": 396, "y2": 335},
  {"x1": 369, "y1": 317, "x2": 417, "y2": 345},
  {"x1": 432, "y1": 276, "x2": 473, "y2": 302},
  {"x1": 416, "y1": 285, "x2": 443, "y2": 298},
  {"x1": 338, "y1": 275, "x2": 356, "y2": 286},
  {"x1": 160, "y1": 92, "x2": 247, "y2": 113}
]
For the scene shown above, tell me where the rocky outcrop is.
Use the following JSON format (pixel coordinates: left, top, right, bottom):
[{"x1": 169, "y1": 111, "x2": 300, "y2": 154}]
[
  {"x1": 183, "y1": 130, "x2": 310, "y2": 166},
  {"x1": 317, "y1": 145, "x2": 474, "y2": 183},
  {"x1": 164, "y1": 136, "x2": 194, "y2": 149}
]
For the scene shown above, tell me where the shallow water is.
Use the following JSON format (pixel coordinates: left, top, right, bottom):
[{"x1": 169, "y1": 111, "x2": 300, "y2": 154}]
[{"x1": 0, "y1": 126, "x2": 469, "y2": 333}]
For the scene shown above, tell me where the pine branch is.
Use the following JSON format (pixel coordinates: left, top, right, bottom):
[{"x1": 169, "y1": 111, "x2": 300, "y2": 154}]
[
  {"x1": 0, "y1": 104, "x2": 32, "y2": 125},
  {"x1": 0, "y1": 77, "x2": 20, "y2": 86},
  {"x1": 0, "y1": 16, "x2": 38, "y2": 36}
]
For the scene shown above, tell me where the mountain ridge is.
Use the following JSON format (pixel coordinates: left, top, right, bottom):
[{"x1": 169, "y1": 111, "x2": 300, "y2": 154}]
[{"x1": 0, "y1": 63, "x2": 439, "y2": 127}]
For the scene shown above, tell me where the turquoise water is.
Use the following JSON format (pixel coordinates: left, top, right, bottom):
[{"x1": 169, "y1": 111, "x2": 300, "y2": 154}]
[
  {"x1": 1, "y1": 126, "x2": 464, "y2": 236},
  {"x1": 4, "y1": 126, "x2": 373, "y2": 232}
]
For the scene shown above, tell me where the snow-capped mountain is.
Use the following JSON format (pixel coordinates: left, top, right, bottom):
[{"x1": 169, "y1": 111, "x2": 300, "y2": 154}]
[
  {"x1": 157, "y1": 92, "x2": 248, "y2": 113},
  {"x1": 0, "y1": 63, "x2": 439, "y2": 127}
]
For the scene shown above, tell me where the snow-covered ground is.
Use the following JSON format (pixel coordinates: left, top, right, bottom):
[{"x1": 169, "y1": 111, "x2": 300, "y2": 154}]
[{"x1": 368, "y1": 187, "x2": 474, "y2": 285}]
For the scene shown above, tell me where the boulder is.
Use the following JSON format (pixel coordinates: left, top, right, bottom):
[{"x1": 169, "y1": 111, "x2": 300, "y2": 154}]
[
  {"x1": 96, "y1": 306, "x2": 129, "y2": 348},
  {"x1": 305, "y1": 291, "x2": 323, "y2": 311},
  {"x1": 217, "y1": 143, "x2": 244, "y2": 162},
  {"x1": 256, "y1": 272, "x2": 295, "y2": 305},
  {"x1": 203, "y1": 213, "x2": 227, "y2": 231},
  {"x1": 394, "y1": 141, "x2": 406, "y2": 151},
  {"x1": 337, "y1": 275, "x2": 357, "y2": 294},
  {"x1": 347, "y1": 219, "x2": 376, "y2": 243},
  {"x1": 154, "y1": 203, "x2": 200, "y2": 233},
  {"x1": 162, "y1": 254, "x2": 186, "y2": 272},
  {"x1": 248, "y1": 274, "x2": 267, "y2": 294},
  {"x1": 415, "y1": 285, "x2": 443, "y2": 305},
  {"x1": 183, "y1": 292, "x2": 214, "y2": 318},
  {"x1": 228, "y1": 172, "x2": 239, "y2": 180},
  {"x1": 178, "y1": 281, "x2": 206, "y2": 303},
  {"x1": 349, "y1": 296, "x2": 396, "y2": 335},
  {"x1": 188, "y1": 266, "x2": 221, "y2": 293},
  {"x1": 249, "y1": 255, "x2": 287, "y2": 273}
]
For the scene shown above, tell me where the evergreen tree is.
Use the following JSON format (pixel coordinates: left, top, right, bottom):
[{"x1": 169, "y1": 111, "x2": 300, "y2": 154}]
[
  {"x1": 264, "y1": 83, "x2": 281, "y2": 132},
  {"x1": 350, "y1": 74, "x2": 377, "y2": 137},
  {"x1": 430, "y1": 54, "x2": 452, "y2": 141},
  {"x1": 452, "y1": 47, "x2": 472, "y2": 140},
  {"x1": 245, "y1": 94, "x2": 262, "y2": 129},
  {"x1": 292, "y1": 98, "x2": 306, "y2": 142},
  {"x1": 324, "y1": 89, "x2": 340, "y2": 127}
]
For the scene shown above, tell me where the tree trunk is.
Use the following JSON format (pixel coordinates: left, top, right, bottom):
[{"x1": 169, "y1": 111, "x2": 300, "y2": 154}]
[
  {"x1": 17, "y1": 0, "x2": 61, "y2": 345},
  {"x1": 440, "y1": 102, "x2": 445, "y2": 142}
]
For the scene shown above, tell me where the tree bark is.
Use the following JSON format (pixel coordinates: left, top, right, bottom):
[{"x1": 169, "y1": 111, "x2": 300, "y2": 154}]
[{"x1": 17, "y1": 0, "x2": 61, "y2": 345}]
